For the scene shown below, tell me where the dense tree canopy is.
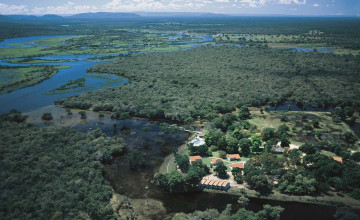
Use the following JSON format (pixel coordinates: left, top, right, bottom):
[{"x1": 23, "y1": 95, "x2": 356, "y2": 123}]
[
  {"x1": 59, "y1": 46, "x2": 360, "y2": 122},
  {"x1": 0, "y1": 119, "x2": 125, "y2": 219}
]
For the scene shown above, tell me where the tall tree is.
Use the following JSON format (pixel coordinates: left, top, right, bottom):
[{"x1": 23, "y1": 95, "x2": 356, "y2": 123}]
[{"x1": 238, "y1": 138, "x2": 252, "y2": 156}]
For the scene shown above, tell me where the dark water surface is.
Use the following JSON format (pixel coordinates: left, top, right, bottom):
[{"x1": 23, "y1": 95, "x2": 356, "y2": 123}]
[{"x1": 157, "y1": 191, "x2": 343, "y2": 220}]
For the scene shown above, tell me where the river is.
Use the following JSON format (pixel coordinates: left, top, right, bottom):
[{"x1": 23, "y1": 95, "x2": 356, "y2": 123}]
[{"x1": 0, "y1": 34, "x2": 214, "y2": 114}]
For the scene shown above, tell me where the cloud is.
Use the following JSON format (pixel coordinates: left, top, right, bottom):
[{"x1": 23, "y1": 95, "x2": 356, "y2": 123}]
[
  {"x1": 236, "y1": 0, "x2": 306, "y2": 8},
  {"x1": 32, "y1": 2, "x2": 98, "y2": 15},
  {"x1": 0, "y1": 2, "x2": 98, "y2": 15},
  {"x1": 312, "y1": 3, "x2": 320, "y2": 7},
  {"x1": 0, "y1": 3, "x2": 29, "y2": 14},
  {"x1": 0, "y1": 0, "x2": 309, "y2": 15},
  {"x1": 277, "y1": 0, "x2": 306, "y2": 5},
  {"x1": 103, "y1": 0, "x2": 206, "y2": 12}
]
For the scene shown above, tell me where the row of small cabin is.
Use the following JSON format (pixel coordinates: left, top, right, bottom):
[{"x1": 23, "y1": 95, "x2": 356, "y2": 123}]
[{"x1": 199, "y1": 179, "x2": 230, "y2": 190}]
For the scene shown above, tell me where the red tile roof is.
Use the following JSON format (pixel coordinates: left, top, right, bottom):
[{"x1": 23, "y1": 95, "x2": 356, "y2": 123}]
[
  {"x1": 204, "y1": 179, "x2": 211, "y2": 185},
  {"x1": 228, "y1": 154, "x2": 241, "y2": 160},
  {"x1": 212, "y1": 180, "x2": 220, "y2": 186},
  {"x1": 190, "y1": 155, "x2": 202, "y2": 162},
  {"x1": 333, "y1": 157, "x2": 343, "y2": 163},
  {"x1": 221, "y1": 181, "x2": 229, "y2": 187},
  {"x1": 231, "y1": 163, "x2": 244, "y2": 169}
]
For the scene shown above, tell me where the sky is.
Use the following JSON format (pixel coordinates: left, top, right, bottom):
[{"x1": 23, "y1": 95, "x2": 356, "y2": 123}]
[{"x1": 0, "y1": 0, "x2": 359, "y2": 16}]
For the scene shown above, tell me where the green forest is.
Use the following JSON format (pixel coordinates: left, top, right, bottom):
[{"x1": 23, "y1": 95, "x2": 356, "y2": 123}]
[
  {"x1": 59, "y1": 46, "x2": 360, "y2": 122},
  {"x1": 0, "y1": 113, "x2": 124, "y2": 219}
]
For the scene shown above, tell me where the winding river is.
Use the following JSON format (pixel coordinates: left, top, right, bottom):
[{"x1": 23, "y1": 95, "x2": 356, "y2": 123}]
[
  {"x1": 0, "y1": 54, "x2": 127, "y2": 113},
  {"x1": 0, "y1": 34, "x2": 213, "y2": 113}
]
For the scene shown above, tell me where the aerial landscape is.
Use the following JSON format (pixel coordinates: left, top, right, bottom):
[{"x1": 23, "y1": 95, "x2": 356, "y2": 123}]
[{"x1": 0, "y1": 0, "x2": 359, "y2": 219}]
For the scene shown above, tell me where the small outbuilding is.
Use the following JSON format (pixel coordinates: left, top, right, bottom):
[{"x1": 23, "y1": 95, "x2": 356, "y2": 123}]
[
  {"x1": 333, "y1": 156, "x2": 343, "y2": 163},
  {"x1": 227, "y1": 154, "x2": 241, "y2": 161},
  {"x1": 230, "y1": 163, "x2": 244, "y2": 170},
  {"x1": 189, "y1": 155, "x2": 202, "y2": 163}
]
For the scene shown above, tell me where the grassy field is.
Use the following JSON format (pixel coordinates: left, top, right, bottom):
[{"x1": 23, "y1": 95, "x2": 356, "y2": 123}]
[
  {"x1": 226, "y1": 33, "x2": 323, "y2": 42},
  {"x1": 333, "y1": 48, "x2": 360, "y2": 56},
  {"x1": 9, "y1": 36, "x2": 84, "y2": 47},
  {"x1": 249, "y1": 109, "x2": 355, "y2": 146},
  {"x1": 7, "y1": 58, "x2": 77, "y2": 64},
  {"x1": 137, "y1": 45, "x2": 192, "y2": 52},
  {"x1": 0, "y1": 47, "x2": 58, "y2": 59},
  {"x1": 268, "y1": 43, "x2": 328, "y2": 49},
  {"x1": 225, "y1": 32, "x2": 360, "y2": 56}
]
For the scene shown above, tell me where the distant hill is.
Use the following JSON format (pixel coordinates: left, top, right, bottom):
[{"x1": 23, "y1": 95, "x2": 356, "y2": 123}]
[
  {"x1": 41, "y1": 14, "x2": 63, "y2": 19},
  {"x1": 0, "y1": 14, "x2": 10, "y2": 21},
  {"x1": 7, "y1": 15, "x2": 38, "y2": 20},
  {"x1": 70, "y1": 12, "x2": 141, "y2": 19},
  {"x1": 135, "y1": 12, "x2": 230, "y2": 18},
  {"x1": 6, "y1": 14, "x2": 63, "y2": 20},
  {"x1": 1, "y1": 12, "x2": 232, "y2": 21},
  {"x1": 199, "y1": 13, "x2": 231, "y2": 18}
]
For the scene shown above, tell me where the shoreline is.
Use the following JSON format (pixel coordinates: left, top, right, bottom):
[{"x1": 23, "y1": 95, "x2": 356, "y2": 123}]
[{"x1": 224, "y1": 188, "x2": 360, "y2": 210}]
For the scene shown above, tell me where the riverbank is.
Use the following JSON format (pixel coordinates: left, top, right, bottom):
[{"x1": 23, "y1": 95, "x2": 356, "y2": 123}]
[{"x1": 225, "y1": 187, "x2": 360, "y2": 210}]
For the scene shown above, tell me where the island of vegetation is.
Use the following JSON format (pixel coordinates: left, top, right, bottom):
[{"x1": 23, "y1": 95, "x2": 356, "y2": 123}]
[{"x1": 0, "y1": 65, "x2": 70, "y2": 94}]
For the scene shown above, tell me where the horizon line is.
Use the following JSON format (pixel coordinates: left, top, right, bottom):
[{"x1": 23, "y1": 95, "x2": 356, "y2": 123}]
[{"x1": 2, "y1": 11, "x2": 359, "y2": 18}]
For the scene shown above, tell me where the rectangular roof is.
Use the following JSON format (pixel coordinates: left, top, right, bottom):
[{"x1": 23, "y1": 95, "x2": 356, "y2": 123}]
[
  {"x1": 228, "y1": 154, "x2": 241, "y2": 159},
  {"x1": 231, "y1": 163, "x2": 244, "y2": 169},
  {"x1": 190, "y1": 155, "x2": 202, "y2": 162},
  {"x1": 212, "y1": 180, "x2": 220, "y2": 186},
  {"x1": 204, "y1": 180, "x2": 211, "y2": 185},
  {"x1": 221, "y1": 181, "x2": 229, "y2": 187},
  {"x1": 333, "y1": 157, "x2": 343, "y2": 163}
]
